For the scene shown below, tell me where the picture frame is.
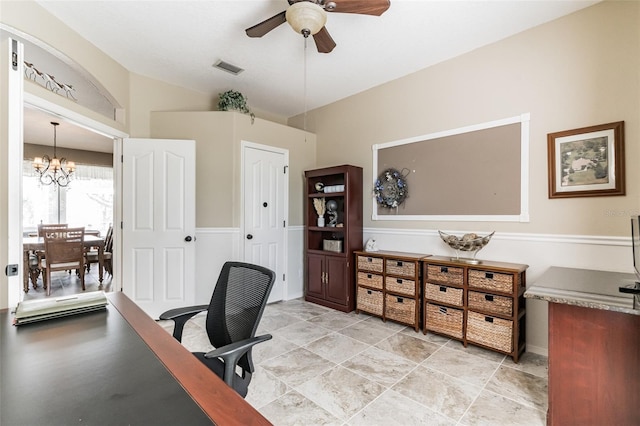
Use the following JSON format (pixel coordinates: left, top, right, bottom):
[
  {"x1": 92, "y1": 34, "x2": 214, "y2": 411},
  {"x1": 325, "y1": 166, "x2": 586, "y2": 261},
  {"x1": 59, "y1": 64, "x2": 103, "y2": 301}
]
[{"x1": 547, "y1": 121, "x2": 625, "y2": 198}]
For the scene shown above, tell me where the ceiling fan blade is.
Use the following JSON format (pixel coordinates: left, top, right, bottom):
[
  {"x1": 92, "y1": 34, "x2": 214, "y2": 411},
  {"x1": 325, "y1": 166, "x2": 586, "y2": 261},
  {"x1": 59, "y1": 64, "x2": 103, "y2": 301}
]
[
  {"x1": 245, "y1": 10, "x2": 287, "y2": 38},
  {"x1": 327, "y1": 0, "x2": 391, "y2": 16},
  {"x1": 313, "y1": 27, "x2": 336, "y2": 53}
]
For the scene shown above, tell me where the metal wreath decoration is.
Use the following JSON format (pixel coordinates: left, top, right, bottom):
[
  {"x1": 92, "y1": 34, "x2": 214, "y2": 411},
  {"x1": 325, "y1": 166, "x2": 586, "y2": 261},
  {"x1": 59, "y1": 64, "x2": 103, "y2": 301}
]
[{"x1": 374, "y1": 168, "x2": 408, "y2": 208}]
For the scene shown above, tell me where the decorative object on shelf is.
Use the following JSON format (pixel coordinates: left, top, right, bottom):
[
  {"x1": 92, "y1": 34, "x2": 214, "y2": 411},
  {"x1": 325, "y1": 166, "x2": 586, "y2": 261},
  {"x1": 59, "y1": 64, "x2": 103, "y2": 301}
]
[
  {"x1": 438, "y1": 230, "x2": 495, "y2": 264},
  {"x1": 374, "y1": 168, "x2": 409, "y2": 209},
  {"x1": 314, "y1": 182, "x2": 325, "y2": 193},
  {"x1": 217, "y1": 90, "x2": 255, "y2": 123},
  {"x1": 323, "y1": 184, "x2": 344, "y2": 193},
  {"x1": 24, "y1": 62, "x2": 77, "y2": 101},
  {"x1": 32, "y1": 122, "x2": 75, "y2": 188},
  {"x1": 365, "y1": 238, "x2": 378, "y2": 252},
  {"x1": 313, "y1": 197, "x2": 326, "y2": 227},
  {"x1": 326, "y1": 200, "x2": 338, "y2": 227},
  {"x1": 323, "y1": 239, "x2": 342, "y2": 253}
]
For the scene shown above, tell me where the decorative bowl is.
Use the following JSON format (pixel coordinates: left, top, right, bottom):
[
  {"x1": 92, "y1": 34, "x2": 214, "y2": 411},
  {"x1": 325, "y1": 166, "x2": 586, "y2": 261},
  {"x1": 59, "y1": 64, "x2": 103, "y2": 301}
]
[{"x1": 438, "y1": 231, "x2": 495, "y2": 264}]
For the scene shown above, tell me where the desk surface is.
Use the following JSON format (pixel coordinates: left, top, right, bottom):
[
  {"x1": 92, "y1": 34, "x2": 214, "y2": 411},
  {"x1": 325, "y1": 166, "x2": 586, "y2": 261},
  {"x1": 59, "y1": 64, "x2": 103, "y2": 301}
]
[
  {"x1": 525, "y1": 266, "x2": 638, "y2": 315},
  {"x1": 0, "y1": 292, "x2": 271, "y2": 426}
]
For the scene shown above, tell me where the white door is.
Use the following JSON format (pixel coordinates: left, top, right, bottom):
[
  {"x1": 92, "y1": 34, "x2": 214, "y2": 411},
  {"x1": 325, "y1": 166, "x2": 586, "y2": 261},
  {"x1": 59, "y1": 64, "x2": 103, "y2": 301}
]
[
  {"x1": 243, "y1": 143, "x2": 288, "y2": 303},
  {"x1": 122, "y1": 138, "x2": 196, "y2": 318}
]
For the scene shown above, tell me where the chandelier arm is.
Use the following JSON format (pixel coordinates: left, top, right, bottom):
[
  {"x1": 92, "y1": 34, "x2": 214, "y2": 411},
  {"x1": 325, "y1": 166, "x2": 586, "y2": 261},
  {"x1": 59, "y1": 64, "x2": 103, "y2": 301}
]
[
  {"x1": 55, "y1": 174, "x2": 71, "y2": 187},
  {"x1": 32, "y1": 122, "x2": 74, "y2": 188}
]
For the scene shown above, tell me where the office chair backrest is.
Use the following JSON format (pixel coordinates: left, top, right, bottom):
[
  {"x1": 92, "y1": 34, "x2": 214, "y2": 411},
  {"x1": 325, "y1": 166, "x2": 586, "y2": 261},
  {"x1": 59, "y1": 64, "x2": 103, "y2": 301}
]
[{"x1": 205, "y1": 262, "x2": 275, "y2": 372}]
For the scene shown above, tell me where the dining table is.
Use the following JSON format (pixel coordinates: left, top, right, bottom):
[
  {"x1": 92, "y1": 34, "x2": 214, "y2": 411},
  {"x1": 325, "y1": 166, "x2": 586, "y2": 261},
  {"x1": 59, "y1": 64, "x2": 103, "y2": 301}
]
[{"x1": 22, "y1": 235, "x2": 105, "y2": 293}]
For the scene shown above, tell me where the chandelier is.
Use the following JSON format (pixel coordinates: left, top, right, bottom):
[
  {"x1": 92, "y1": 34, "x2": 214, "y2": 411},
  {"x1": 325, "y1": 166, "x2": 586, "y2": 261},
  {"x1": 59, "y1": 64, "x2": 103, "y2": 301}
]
[{"x1": 32, "y1": 121, "x2": 75, "y2": 187}]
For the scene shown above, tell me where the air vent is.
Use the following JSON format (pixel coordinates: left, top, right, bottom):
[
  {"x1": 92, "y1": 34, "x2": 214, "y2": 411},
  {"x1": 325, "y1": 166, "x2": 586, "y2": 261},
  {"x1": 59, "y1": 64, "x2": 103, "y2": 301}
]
[{"x1": 212, "y1": 60, "x2": 244, "y2": 76}]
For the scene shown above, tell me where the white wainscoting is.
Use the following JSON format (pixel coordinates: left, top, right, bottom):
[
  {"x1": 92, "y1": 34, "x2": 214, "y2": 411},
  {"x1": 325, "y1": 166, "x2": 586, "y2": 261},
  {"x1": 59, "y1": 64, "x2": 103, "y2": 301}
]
[
  {"x1": 194, "y1": 227, "x2": 305, "y2": 305},
  {"x1": 363, "y1": 228, "x2": 631, "y2": 355},
  {"x1": 194, "y1": 228, "x2": 241, "y2": 303},
  {"x1": 195, "y1": 226, "x2": 631, "y2": 355}
]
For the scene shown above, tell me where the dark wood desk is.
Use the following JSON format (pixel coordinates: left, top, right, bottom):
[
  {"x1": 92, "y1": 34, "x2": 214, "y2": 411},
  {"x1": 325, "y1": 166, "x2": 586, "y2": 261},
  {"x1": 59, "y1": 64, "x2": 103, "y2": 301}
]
[
  {"x1": 0, "y1": 292, "x2": 271, "y2": 426},
  {"x1": 22, "y1": 235, "x2": 105, "y2": 292}
]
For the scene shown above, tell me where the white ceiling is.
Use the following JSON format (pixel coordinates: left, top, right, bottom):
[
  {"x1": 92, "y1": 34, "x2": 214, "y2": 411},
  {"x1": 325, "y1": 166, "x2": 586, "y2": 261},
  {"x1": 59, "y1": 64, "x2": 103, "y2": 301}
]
[
  {"x1": 23, "y1": 106, "x2": 114, "y2": 153},
  {"x1": 35, "y1": 0, "x2": 599, "y2": 120}
]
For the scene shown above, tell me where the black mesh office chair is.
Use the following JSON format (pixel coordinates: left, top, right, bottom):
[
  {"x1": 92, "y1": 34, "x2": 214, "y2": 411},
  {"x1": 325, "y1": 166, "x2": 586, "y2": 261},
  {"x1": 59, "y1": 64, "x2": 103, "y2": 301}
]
[{"x1": 159, "y1": 261, "x2": 276, "y2": 398}]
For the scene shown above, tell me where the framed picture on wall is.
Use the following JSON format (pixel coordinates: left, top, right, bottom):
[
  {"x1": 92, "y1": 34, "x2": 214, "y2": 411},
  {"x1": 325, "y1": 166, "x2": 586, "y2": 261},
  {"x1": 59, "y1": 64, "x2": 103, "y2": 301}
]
[{"x1": 547, "y1": 121, "x2": 625, "y2": 198}]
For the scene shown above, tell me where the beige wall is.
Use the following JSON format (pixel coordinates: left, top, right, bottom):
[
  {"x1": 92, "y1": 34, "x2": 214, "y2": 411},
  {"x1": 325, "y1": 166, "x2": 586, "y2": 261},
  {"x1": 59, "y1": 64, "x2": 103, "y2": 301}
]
[
  {"x1": 128, "y1": 73, "x2": 215, "y2": 138},
  {"x1": 150, "y1": 111, "x2": 316, "y2": 228},
  {"x1": 1, "y1": 0, "x2": 130, "y2": 131},
  {"x1": 24, "y1": 143, "x2": 113, "y2": 167},
  {"x1": 292, "y1": 1, "x2": 640, "y2": 237}
]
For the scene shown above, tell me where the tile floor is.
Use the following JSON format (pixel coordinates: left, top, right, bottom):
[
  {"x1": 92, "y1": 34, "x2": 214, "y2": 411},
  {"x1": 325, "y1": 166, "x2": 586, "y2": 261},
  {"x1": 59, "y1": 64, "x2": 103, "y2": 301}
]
[
  {"x1": 22, "y1": 266, "x2": 112, "y2": 301},
  {"x1": 159, "y1": 298, "x2": 548, "y2": 426}
]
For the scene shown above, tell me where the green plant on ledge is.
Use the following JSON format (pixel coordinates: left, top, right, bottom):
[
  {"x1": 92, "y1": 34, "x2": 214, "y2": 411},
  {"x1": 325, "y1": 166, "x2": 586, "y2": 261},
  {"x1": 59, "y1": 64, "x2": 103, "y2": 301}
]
[{"x1": 217, "y1": 90, "x2": 255, "y2": 123}]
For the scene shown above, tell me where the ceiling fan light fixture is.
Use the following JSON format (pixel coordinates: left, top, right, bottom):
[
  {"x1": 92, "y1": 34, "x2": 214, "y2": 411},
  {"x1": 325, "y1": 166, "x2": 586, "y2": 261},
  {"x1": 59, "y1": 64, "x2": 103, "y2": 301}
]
[{"x1": 286, "y1": 2, "x2": 327, "y2": 37}]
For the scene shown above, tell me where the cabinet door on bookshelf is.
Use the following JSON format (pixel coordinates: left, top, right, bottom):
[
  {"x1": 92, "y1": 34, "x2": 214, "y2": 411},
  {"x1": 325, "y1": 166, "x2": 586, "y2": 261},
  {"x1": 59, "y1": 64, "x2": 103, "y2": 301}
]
[
  {"x1": 307, "y1": 253, "x2": 325, "y2": 300},
  {"x1": 325, "y1": 257, "x2": 348, "y2": 306}
]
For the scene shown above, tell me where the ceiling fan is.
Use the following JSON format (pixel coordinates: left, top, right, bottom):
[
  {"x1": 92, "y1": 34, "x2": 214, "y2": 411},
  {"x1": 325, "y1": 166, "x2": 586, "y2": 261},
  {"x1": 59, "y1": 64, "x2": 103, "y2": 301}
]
[{"x1": 245, "y1": 0, "x2": 391, "y2": 53}]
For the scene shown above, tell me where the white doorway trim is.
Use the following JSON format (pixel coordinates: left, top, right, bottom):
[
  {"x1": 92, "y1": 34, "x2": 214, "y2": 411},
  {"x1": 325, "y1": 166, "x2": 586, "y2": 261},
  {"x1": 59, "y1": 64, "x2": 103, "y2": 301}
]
[
  {"x1": 9, "y1": 93, "x2": 129, "y2": 304},
  {"x1": 24, "y1": 92, "x2": 128, "y2": 140},
  {"x1": 240, "y1": 141, "x2": 289, "y2": 302},
  {"x1": 6, "y1": 38, "x2": 25, "y2": 308}
]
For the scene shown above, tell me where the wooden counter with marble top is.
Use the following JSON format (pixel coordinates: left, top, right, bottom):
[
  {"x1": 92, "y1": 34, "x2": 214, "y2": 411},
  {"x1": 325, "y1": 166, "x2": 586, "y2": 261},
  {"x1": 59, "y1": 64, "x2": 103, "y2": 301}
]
[
  {"x1": 524, "y1": 266, "x2": 640, "y2": 426},
  {"x1": 525, "y1": 266, "x2": 638, "y2": 315}
]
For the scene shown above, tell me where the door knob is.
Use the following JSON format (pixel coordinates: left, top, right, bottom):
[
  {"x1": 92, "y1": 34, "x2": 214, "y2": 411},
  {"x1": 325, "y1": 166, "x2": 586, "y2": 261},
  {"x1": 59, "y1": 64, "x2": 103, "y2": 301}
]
[
  {"x1": 246, "y1": 234, "x2": 253, "y2": 240},
  {"x1": 185, "y1": 236, "x2": 193, "y2": 242}
]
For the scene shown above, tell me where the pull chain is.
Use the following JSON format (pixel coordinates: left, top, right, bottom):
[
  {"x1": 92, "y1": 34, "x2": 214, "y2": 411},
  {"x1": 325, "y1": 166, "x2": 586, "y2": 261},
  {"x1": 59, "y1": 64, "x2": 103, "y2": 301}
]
[{"x1": 303, "y1": 36, "x2": 308, "y2": 139}]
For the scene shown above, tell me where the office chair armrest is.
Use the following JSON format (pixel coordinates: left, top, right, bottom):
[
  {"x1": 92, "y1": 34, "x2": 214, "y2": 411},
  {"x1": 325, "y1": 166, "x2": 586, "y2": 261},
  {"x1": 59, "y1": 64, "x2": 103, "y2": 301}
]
[
  {"x1": 158, "y1": 305, "x2": 209, "y2": 341},
  {"x1": 204, "y1": 334, "x2": 272, "y2": 388}
]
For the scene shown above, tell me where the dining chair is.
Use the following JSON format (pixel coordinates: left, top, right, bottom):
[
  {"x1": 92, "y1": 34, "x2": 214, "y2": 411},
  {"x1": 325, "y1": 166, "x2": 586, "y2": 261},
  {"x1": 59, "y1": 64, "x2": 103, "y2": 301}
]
[
  {"x1": 41, "y1": 227, "x2": 85, "y2": 296},
  {"x1": 159, "y1": 262, "x2": 276, "y2": 398},
  {"x1": 85, "y1": 224, "x2": 113, "y2": 276},
  {"x1": 30, "y1": 224, "x2": 69, "y2": 289},
  {"x1": 38, "y1": 223, "x2": 68, "y2": 238}
]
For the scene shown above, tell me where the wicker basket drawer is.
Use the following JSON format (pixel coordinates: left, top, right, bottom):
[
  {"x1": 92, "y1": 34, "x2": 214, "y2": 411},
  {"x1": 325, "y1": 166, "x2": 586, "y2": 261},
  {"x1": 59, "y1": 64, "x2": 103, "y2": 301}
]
[
  {"x1": 468, "y1": 291, "x2": 513, "y2": 316},
  {"x1": 357, "y1": 272, "x2": 383, "y2": 290},
  {"x1": 425, "y1": 283, "x2": 463, "y2": 307},
  {"x1": 466, "y1": 311, "x2": 513, "y2": 352},
  {"x1": 385, "y1": 259, "x2": 416, "y2": 277},
  {"x1": 425, "y1": 303, "x2": 463, "y2": 339},
  {"x1": 357, "y1": 255, "x2": 383, "y2": 273},
  {"x1": 426, "y1": 264, "x2": 464, "y2": 286},
  {"x1": 468, "y1": 269, "x2": 515, "y2": 293},
  {"x1": 385, "y1": 276, "x2": 416, "y2": 296},
  {"x1": 357, "y1": 287, "x2": 383, "y2": 316},
  {"x1": 385, "y1": 294, "x2": 416, "y2": 325}
]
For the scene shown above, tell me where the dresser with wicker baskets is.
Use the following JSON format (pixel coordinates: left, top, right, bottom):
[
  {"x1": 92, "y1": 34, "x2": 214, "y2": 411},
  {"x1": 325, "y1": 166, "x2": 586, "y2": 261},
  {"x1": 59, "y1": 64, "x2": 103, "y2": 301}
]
[
  {"x1": 354, "y1": 251, "x2": 427, "y2": 332},
  {"x1": 423, "y1": 256, "x2": 528, "y2": 362}
]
